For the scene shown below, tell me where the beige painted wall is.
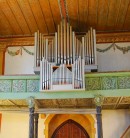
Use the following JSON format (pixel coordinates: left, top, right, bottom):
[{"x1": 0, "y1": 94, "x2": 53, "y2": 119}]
[
  {"x1": 0, "y1": 110, "x2": 129, "y2": 138},
  {"x1": 0, "y1": 112, "x2": 45, "y2": 138},
  {"x1": 102, "y1": 110, "x2": 130, "y2": 138}
]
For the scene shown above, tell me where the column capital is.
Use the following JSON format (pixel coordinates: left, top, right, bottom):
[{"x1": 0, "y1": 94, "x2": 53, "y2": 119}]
[
  {"x1": 27, "y1": 96, "x2": 35, "y2": 108},
  {"x1": 94, "y1": 94, "x2": 104, "y2": 106}
]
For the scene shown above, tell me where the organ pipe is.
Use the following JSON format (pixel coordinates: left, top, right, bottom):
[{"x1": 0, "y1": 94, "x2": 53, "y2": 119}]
[{"x1": 34, "y1": 19, "x2": 97, "y2": 91}]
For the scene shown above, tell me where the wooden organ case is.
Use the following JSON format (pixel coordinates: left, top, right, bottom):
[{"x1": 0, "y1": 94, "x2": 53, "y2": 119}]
[{"x1": 34, "y1": 20, "x2": 97, "y2": 91}]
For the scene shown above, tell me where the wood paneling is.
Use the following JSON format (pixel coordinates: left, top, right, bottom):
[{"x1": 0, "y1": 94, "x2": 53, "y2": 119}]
[
  {"x1": 97, "y1": 0, "x2": 110, "y2": 31},
  {"x1": 67, "y1": 0, "x2": 79, "y2": 31},
  {"x1": 0, "y1": 1, "x2": 23, "y2": 35},
  {"x1": 105, "y1": 0, "x2": 121, "y2": 31},
  {"x1": 123, "y1": 2, "x2": 130, "y2": 30},
  {"x1": 0, "y1": 0, "x2": 130, "y2": 36},
  {"x1": 0, "y1": 8, "x2": 14, "y2": 35},
  {"x1": 114, "y1": 0, "x2": 130, "y2": 31},
  {"x1": 39, "y1": 0, "x2": 55, "y2": 33},
  {"x1": 88, "y1": 0, "x2": 98, "y2": 29},
  {"x1": 17, "y1": 0, "x2": 38, "y2": 34},
  {"x1": 28, "y1": 0, "x2": 48, "y2": 33},
  {"x1": 78, "y1": 0, "x2": 88, "y2": 32},
  {"x1": 49, "y1": 0, "x2": 61, "y2": 30},
  {"x1": 7, "y1": 0, "x2": 31, "y2": 34}
]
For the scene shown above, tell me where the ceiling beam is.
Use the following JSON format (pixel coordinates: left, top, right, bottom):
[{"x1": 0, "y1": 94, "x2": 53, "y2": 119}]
[
  {"x1": 114, "y1": 97, "x2": 123, "y2": 109},
  {"x1": 37, "y1": 108, "x2": 96, "y2": 114},
  {"x1": 52, "y1": 99, "x2": 60, "y2": 107},
  {"x1": 0, "y1": 108, "x2": 96, "y2": 114},
  {"x1": 34, "y1": 99, "x2": 41, "y2": 109},
  {"x1": 7, "y1": 100, "x2": 21, "y2": 108}
]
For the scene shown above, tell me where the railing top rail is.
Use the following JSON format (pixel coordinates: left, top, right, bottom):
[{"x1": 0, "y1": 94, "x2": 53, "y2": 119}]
[
  {"x1": 85, "y1": 71, "x2": 130, "y2": 77},
  {"x1": 0, "y1": 75, "x2": 39, "y2": 80}
]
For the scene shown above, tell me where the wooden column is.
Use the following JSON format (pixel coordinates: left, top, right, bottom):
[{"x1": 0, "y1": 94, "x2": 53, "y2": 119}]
[
  {"x1": 94, "y1": 95, "x2": 104, "y2": 138},
  {"x1": 0, "y1": 44, "x2": 6, "y2": 75},
  {"x1": 27, "y1": 97, "x2": 35, "y2": 138},
  {"x1": 34, "y1": 113, "x2": 39, "y2": 138}
]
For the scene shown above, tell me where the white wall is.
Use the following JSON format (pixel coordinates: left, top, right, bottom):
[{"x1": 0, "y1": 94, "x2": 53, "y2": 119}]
[
  {"x1": 0, "y1": 110, "x2": 129, "y2": 138},
  {"x1": 97, "y1": 43, "x2": 130, "y2": 72},
  {"x1": 4, "y1": 46, "x2": 34, "y2": 75},
  {"x1": 4, "y1": 43, "x2": 130, "y2": 75}
]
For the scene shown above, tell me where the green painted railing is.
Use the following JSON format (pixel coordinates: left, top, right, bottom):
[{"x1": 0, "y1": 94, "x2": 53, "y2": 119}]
[
  {"x1": 85, "y1": 72, "x2": 130, "y2": 90},
  {"x1": 0, "y1": 72, "x2": 130, "y2": 93},
  {"x1": 0, "y1": 75, "x2": 39, "y2": 93},
  {"x1": 0, "y1": 72, "x2": 130, "y2": 99}
]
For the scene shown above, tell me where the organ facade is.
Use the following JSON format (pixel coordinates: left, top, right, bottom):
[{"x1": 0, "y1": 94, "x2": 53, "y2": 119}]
[{"x1": 34, "y1": 20, "x2": 97, "y2": 91}]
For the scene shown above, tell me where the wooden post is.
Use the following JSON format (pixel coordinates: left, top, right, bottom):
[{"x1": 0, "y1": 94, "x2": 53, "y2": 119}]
[
  {"x1": 0, "y1": 44, "x2": 6, "y2": 75},
  {"x1": 27, "y1": 97, "x2": 35, "y2": 138},
  {"x1": 94, "y1": 95, "x2": 104, "y2": 138},
  {"x1": 34, "y1": 113, "x2": 39, "y2": 138}
]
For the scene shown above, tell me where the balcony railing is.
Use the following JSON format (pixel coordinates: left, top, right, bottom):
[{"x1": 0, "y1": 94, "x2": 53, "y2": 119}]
[
  {"x1": 0, "y1": 72, "x2": 130, "y2": 97},
  {"x1": 85, "y1": 72, "x2": 130, "y2": 90},
  {"x1": 1, "y1": 72, "x2": 130, "y2": 93},
  {"x1": 0, "y1": 75, "x2": 39, "y2": 93}
]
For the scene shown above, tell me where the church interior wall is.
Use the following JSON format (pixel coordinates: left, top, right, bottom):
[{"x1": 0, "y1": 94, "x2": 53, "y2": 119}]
[
  {"x1": 0, "y1": 110, "x2": 129, "y2": 138},
  {"x1": 4, "y1": 42, "x2": 130, "y2": 75}
]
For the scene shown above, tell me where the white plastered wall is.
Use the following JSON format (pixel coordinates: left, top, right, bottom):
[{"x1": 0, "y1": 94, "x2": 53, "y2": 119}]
[
  {"x1": 4, "y1": 46, "x2": 34, "y2": 75},
  {"x1": 4, "y1": 43, "x2": 130, "y2": 74},
  {"x1": 0, "y1": 110, "x2": 130, "y2": 138},
  {"x1": 97, "y1": 42, "x2": 130, "y2": 72}
]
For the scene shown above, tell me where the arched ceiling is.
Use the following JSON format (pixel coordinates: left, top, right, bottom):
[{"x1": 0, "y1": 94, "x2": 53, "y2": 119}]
[{"x1": 0, "y1": 0, "x2": 130, "y2": 36}]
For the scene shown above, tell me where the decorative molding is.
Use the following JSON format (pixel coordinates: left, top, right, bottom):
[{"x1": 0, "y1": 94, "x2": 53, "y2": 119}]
[
  {"x1": 0, "y1": 37, "x2": 34, "y2": 48},
  {"x1": 0, "y1": 43, "x2": 6, "y2": 52},
  {"x1": 0, "y1": 32, "x2": 130, "y2": 49},
  {"x1": 96, "y1": 32, "x2": 130, "y2": 43}
]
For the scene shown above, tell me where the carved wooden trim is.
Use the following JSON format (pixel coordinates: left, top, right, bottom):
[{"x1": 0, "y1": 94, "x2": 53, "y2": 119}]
[
  {"x1": 0, "y1": 37, "x2": 34, "y2": 47},
  {"x1": 96, "y1": 32, "x2": 130, "y2": 43},
  {"x1": 0, "y1": 32, "x2": 130, "y2": 48},
  {"x1": 0, "y1": 43, "x2": 7, "y2": 52}
]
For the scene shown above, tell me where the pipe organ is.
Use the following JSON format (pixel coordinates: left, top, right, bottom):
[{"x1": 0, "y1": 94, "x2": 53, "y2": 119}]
[{"x1": 34, "y1": 20, "x2": 97, "y2": 91}]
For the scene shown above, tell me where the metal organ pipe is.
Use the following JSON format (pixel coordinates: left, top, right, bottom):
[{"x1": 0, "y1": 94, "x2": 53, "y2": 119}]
[{"x1": 34, "y1": 20, "x2": 97, "y2": 91}]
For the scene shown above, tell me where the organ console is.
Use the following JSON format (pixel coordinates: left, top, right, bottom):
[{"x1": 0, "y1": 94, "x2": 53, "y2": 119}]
[{"x1": 34, "y1": 20, "x2": 97, "y2": 91}]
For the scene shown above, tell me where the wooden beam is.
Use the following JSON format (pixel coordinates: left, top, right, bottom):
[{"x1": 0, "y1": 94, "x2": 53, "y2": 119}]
[
  {"x1": 0, "y1": 108, "x2": 96, "y2": 114},
  {"x1": 7, "y1": 100, "x2": 21, "y2": 108},
  {"x1": 37, "y1": 108, "x2": 96, "y2": 114},
  {"x1": 114, "y1": 97, "x2": 123, "y2": 109},
  {"x1": 52, "y1": 99, "x2": 60, "y2": 107},
  {"x1": 34, "y1": 99, "x2": 41, "y2": 109}
]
